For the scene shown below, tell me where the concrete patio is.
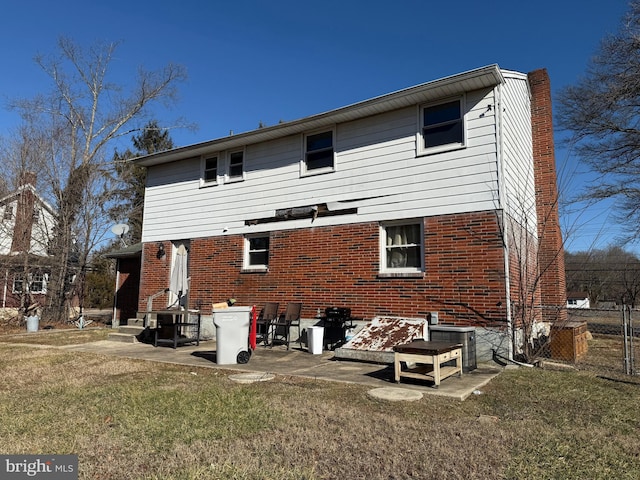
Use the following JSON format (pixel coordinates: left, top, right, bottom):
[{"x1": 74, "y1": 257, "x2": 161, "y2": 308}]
[{"x1": 63, "y1": 338, "x2": 503, "y2": 400}]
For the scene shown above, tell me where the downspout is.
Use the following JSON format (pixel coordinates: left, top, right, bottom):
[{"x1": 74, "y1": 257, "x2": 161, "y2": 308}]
[{"x1": 495, "y1": 81, "x2": 515, "y2": 360}]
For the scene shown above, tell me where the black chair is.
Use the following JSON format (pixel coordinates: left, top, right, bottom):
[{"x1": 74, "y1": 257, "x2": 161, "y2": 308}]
[
  {"x1": 256, "y1": 302, "x2": 279, "y2": 346},
  {"x1": 271, "y1": 302, "x2": 302, "y2": 350}
]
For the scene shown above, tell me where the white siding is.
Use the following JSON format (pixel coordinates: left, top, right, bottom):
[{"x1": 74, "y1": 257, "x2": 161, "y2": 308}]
[
  {"x1": 0, "y1": 201, "x2": 15, "y2": 255},
  {"x1": 0, "y1": 199, "x2": 54, "y2": 256},
  {"x1": 500, "y1": 72, "x2": 536, "y2": 233},
  {"x1": 142, "y1": 88, "x2": 501, "y2": 242}
]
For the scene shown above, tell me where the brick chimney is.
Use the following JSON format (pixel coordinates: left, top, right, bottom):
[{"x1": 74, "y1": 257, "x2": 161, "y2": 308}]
[
  {"x1": 528, "y1": 69, "x2": 567, "y2": 323},
  {"x1": 10, "y1": 171, "x2": 37, "y2": 254}
]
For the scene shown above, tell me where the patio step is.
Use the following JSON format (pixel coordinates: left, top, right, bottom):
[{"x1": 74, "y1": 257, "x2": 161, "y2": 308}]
[
  {"x1": 107, "y1": 332, "x2": 140, "y2": 343},
  {"x1": 117, "y1": 325, "x2": 145, "y2": 335},
  {"x1": 107, "y1": 323, "x2": 145, "y2": 343}
]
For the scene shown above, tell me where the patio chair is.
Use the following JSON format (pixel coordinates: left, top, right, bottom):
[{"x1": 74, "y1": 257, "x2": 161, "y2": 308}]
[
  {"x1": 270, "y1": 302, "x2": 302, "y2": 350},
  {"x1": 256, "y1": 302, "x2": 279, "y2": 346}
]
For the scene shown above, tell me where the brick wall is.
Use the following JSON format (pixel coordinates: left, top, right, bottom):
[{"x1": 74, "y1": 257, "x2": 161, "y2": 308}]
[
  {"x1": 506, "y1": 217, "x2": 543, "y2": 328},
  {"x1": 140, "y1": 210, "x2": 509, "y2": 326},
  {"x1": 529, "y1": 68, "x2": 567, "y2": 323},
  {"x1": 139, "y1": 242, "x2": 172, "y2": 311}
]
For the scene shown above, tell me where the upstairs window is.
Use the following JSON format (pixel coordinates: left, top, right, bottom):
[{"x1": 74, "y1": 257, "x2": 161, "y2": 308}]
[
  {"x1": 227, "y1": 150, "x2": 245, "y2": 181},
  {"x1": 3, "y1": 205, "x2": 13, "y2": 221},
  {"x1": 381, "y1": 222, "x2": 423, "y2": 273},
  {"x1": 304, "y1": 130, "x2": 334, "y2": 174},
  {"x1": 202, "y1": 155, "x2": 219, "y2": 185},
  {"x1": 419, "y1": 98, "x2": 465, "y2": 155},
  {"x1": 244, "y1": 235, "x2": 270, "y2": 270}
]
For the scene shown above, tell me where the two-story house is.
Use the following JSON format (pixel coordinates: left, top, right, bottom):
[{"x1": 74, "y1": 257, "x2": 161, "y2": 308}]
[
  {"x1": 131, "y1": 65, "x2": 566, "y2": 359},
  {"x1": 0, "y1": 172, "x2": 56, "y2": 309}
]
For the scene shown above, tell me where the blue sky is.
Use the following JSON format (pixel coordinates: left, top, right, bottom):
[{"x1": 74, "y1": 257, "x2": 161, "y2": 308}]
[{"x1": 0, "y1": 0, "x2": 631, "y2": 253}]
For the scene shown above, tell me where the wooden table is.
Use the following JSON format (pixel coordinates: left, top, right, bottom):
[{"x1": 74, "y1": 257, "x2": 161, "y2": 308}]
[{"x1": 393, "y1": 340, "x2": 463, "y2": 387}]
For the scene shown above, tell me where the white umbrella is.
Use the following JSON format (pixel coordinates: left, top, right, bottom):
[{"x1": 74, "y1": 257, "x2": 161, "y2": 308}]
[{"x1": 170, "y1": 244, "x2": 189, "y2": 301}]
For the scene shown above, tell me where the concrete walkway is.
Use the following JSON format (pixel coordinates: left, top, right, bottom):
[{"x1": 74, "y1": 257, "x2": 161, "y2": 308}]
[{"x1": 63, "y1": 339, "x2": 502, "y2": 401}]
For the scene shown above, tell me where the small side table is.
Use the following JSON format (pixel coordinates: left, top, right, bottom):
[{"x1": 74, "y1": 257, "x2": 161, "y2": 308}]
[{"x1": 393, "y1": 340, "x2": 463, "y2": 387}]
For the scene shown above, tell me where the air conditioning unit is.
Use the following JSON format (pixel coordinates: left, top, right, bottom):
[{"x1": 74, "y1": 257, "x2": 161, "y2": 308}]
[{"x1": 428, "y1": 325, "x2": 477, "y2": 372}]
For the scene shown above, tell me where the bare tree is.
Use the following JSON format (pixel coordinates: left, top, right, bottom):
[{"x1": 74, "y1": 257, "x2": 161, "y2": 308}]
[
  {"x1": 8, "y1": 37, "x2": 187, "y2": 322},
  {"x1": 566, "y1": 247, "x2": 640, "y2": 308},
  {"x1": 557, "y1": 2, "x2": 640, "y2": 241}
]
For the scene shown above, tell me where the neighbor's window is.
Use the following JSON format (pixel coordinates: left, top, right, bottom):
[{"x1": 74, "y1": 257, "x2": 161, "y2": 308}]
[
  {"x1": 304, "y1": 129, "x2": 334, "y2": 173},
  {"x1": 419, "y1": 97, "x2": 465, "y2": 154},
  {"x1": 244, "y1": 235, "x2": 270, "y2": 270},
  {"x1": 202, "y1": 155, "x2": 219, "y2": 185},
  {"x1": 3, "y1": 206, "x2": 13, "y2": 221},
  {"x1": 227, "y1": 150, "x2": 244, "y2": 181},
  {"x1": 381, "y1": 222, "x2": 423, "y2": 273},
  {"x1": 29, "y1": 273, "x2": 47, "y2": 294},
  {"x1": 12, "y1": 275, "x2": 24, "y2": 293}
]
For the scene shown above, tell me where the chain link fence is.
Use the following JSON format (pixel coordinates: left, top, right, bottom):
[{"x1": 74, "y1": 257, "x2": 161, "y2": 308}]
[{"x1": 560, "y1": 307, "x2": 638, "y2": 378}]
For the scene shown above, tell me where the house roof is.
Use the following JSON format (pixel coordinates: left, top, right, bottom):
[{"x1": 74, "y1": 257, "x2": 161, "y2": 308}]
[
  {"x1": 0, "y1": 183, "x2": 55, "y2": 215},
  {"x1": 132, "y1": 64, "x2": 506, "y2": 167},
  {"x1": 567, "y1": 292, "x2": 589, "y2": 299}
]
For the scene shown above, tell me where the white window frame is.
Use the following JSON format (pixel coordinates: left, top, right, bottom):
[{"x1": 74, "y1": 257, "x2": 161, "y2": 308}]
[
  {"x1": 13, "y1": 273, "x2": 48, "y2": 294},
  {"x1": 379, "y1": 220, "x2": 424, "y2": 274},
  {"x1": 417, "y1": 96, "x2": 466, "y2": 156},
  {"x1": 243, "y1": 234, "x2": 270, "y2": 271},
  {"x1": 29, "y1": 273, "x2": 47, "y2": 294},
  {"x1": 225, "y1": 148, "x2": 246, "y2": 183},
  {"x1": 301, "y1": 127, "x2": 336, "y2": 176},
  {"x1": 12, "y1": 274, "x2": 24, "y2": 294},
  {"x1": 200, "y1": 154, "x2": 220, "y2": 187}
]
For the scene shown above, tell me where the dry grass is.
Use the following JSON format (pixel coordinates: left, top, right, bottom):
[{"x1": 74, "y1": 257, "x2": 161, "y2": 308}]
[
  {"x1": 0, "y1": 334, "x2": 639, "y2": 479},
  {"x1": 0, "y1": 328, "x2": 111, "y2": 345}
]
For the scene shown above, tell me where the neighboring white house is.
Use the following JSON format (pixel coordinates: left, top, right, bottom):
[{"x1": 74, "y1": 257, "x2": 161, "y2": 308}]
[
  {"x1": 0, "y1": 172, "x2": 56, "y2": 308},
  {"x1": 567, "y1": 292, "x2": 590, "y2": 309}
]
